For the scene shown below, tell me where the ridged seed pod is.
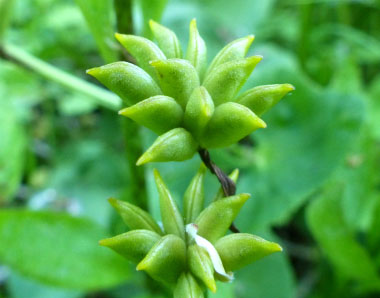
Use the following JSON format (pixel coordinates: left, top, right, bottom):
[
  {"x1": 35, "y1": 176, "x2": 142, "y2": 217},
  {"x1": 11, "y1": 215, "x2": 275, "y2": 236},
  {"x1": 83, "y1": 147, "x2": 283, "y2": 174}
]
[{"x1": 88, "y1": 20, "x2": 294, "y2": 165}]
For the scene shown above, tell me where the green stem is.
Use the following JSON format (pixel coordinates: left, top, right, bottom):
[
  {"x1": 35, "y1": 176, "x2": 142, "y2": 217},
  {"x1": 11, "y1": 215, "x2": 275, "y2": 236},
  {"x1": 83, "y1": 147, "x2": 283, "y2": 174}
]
[
  {"x1": 114, "y1": 0, "x2": 148, "y2": 211},
  {"x1": 0, "y1": 0, "x2": 15, "y2": 40},
  {"x1": 0, "y1": 43, "x2": 121, "y2": 111},
  {"x1": 297, "y1": 3, "x2": 313, "y2": 72},
  {"x1": 122, "y1": 118, "x2": 148, "y2": 210}
]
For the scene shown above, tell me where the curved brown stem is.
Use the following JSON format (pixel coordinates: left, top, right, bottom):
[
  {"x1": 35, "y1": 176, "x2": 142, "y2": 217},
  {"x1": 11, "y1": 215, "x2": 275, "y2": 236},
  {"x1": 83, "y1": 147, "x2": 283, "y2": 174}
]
[{"x1": 198, "y1": 148, "x2": 240, "y2": 233}]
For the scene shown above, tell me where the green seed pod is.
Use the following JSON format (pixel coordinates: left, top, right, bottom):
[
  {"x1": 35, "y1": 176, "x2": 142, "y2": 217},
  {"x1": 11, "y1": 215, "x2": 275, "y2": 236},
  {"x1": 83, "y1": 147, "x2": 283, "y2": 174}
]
[
  {"x1": 115, "y1": 33, "x2": 166, "y2": 81},
  {"x1": 203, "y1": 56, "x2": 262, "y2": 106},
  {"x1": 108, "y1": 198, "x2": 163, "y2": 235},
  {"x1": 183, "y1": 86, "x2": 214, "y2": 141},
  {"x1": 213, "y1": 169, "x2": 239, "y2": 201},
  {"x1": 183, "y1": 163, "x2": 207, "y2": 224},
  {"x1": 236, "y1": 84, "x2": 295, "y2": 116},
  {"x1": 136, "y1": 128, "x2": 198, "y2": 165},
  {"x1": 137, "y1": 234, "x2": 186, "y2": 285},
  {"x1": 195, "y1": 193, "x2": 250, "y2": 243},
  {"x1": 174, "y1": 272, "x2": 204, "y2": 298},
  {"x1": 150, "y1": 59, "x2": 200, "y2": 109},
  {"x1": 215, "y1": 233, "x2": 283, "y2": 272},
  {"x1": 99, "y1": 230, "x2": 161, "y2": 263},
  {"x1": 149, "y1": 20, "x2": 182, "y2": 59},
  {"x1": 188, "y1": 244, "x2": 216, "y2": 293},
  {"x1": 86, "y1": 62, "x2": 161, "y2": 106},
  {"x1": 119, "y1": 95, "x2": 183, "y2": 135},
  {"x1": 153, "y1": 169, "x2": 185, "y2": 239},
  {"x1": 200, "y1": 102, "x2": 266, "y2": 149},
  {"x1": 205, "y1": 35, "x2": 254, "y2": 78},
  {"x1": 186, "y1": 19, "x2": 207, "y2": 81}
]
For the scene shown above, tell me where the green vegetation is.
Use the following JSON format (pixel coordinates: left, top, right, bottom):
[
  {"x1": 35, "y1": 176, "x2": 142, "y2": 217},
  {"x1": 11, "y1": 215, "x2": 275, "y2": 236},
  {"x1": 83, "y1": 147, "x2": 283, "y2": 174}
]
[{"x1": 0, "y1": 0, "x2": 379, "y2": 297}]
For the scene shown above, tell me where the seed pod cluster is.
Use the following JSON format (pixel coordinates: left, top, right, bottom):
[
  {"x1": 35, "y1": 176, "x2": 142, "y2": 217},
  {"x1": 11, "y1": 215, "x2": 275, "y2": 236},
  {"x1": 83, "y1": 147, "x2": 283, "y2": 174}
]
[
  {"x1": 100, "y1": 166, "x2": 282, "y2": 297},
  {"x1": 87, "y1": 19, "x2": 294, "y2": 165}
]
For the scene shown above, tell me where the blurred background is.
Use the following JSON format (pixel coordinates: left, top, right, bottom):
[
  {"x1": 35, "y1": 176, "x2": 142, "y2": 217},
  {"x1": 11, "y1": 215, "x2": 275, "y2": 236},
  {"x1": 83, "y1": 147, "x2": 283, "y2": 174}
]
[{"x1": 0, "y1": 0, "x2": 380, "y2": 297}]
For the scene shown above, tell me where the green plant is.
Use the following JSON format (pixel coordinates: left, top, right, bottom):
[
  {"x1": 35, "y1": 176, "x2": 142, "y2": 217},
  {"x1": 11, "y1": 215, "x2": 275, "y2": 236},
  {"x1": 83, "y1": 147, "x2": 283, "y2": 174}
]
[
  {"x1": 100, "y1": 167, "x2": 281, "y2": 297},
  {"x1": 88, "y1": 19, "x2": 293, "y2": 297},
  {"x1": 87, "y1": 19, "x2": 294, "y2": 165}
]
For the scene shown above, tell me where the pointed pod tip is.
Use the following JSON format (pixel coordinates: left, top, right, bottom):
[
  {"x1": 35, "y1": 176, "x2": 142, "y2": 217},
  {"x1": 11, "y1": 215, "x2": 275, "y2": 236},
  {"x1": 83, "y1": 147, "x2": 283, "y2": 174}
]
[
  {"x1": 259, "y1": 118, "x2": 267, "y2": 128},
  {"x1": 199, "y1": 162, "x2": 208, "y2": 173},
  {"x1": 284, "y1": 83, "x2": 295, "y2": 92},
  {"x1": 208, "y1": 280, "x2": 217, "y2": 293},
  {"x1": 273, "y1": 242, "x2": 283, "y2": 252},
  {"x1": 136, "y1": 156, "x2": 148, "y2": 166},
  {"x1": 114, "y1": 32, "x2": 122, "y2": 40},
  {"x1": 153, "y1": 168, "x2": 160, "y2": 178},
  {"x1": 108, "y1": 197, "x2": 120, "y2": 208},
  {"x1": 98, "y1": 238, "x2": 111, "y2": 247},
  {"x1": 86, "y1": 67, "x2": 98, "y2": 77},
  {"x1": 240, "y1": 193, "x2": 251, "y2": 202},
  {"x1": 250, "y1": 55, "x2": 263, "y2": 62},
  {"x1": 118, "y1": 107, "x2": 132, "y2": 117},
  {"x1": 246, "y1": 34, "x2": 255, "y2": 44},
  {"x1": 136, "y1": 261, "x2": 146, "y2": 271}
]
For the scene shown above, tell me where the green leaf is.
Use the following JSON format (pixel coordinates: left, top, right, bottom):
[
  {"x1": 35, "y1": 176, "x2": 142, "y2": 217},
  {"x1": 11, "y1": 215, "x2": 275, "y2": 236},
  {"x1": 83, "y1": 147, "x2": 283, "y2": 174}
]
[
  {"x1": 0, "y1": 99, "x2": 26, "y2": 202},
  {"x1": 338, "y1": 131, "x2": 379, "y2": 231},
  {"x1": 74, "y1": 0, "x2": 118, "y2": 63},
  {"x1": 229, "y1": 46, "x2": 365, "y2": 230},
  {"x1": 368, "y1": 74, "x2": 380, "y2": 139},
  {"x1": 307, "y1": 185, "x2": 380, "y2": 287},
  {"x1": 7, "y1": 273, "x2": 82, "y2": 298},
  {"x1": 0, "y1": 209, "x2": 130, "y2": 290}
]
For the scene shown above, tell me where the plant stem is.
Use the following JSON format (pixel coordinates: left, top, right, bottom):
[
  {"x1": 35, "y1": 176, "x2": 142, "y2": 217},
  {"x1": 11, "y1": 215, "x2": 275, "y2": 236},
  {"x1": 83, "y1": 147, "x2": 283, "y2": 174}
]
[
  {"x1": 0, "y1": 0, "x2": 15, "y2": 40},
  {"x1": 198, "y1": 149, "x2": 240, "y2": 233},
  {"x1": 114, "y1": 0, "x2": 148, "y2": 211},
  {"x1": 122, "y1": 119, "x2": 148, "y2": 210},
  {"x1": 0, "y1": 43, "x2": 121, "y2": 111}
]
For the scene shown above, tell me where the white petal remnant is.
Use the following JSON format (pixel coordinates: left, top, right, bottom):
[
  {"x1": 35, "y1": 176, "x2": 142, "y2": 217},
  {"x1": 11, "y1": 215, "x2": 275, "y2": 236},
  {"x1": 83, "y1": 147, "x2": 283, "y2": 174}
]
[{"x1": 186, "y1": 223, "x2": 234, "y2": 281}]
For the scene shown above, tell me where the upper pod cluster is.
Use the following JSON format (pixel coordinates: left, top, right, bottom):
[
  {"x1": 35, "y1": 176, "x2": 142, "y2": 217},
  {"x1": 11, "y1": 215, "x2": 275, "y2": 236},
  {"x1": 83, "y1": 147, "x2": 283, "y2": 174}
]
[{"x1": 87, "y1": 19, "x2": 294, "y2": 165}]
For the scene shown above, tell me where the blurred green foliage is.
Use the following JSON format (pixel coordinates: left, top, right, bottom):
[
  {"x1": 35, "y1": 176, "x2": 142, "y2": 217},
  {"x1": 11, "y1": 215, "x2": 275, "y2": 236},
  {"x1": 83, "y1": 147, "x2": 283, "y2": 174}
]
[{"x1": 0, "y1": 0, "x2": 380, "y2": 297}]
